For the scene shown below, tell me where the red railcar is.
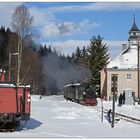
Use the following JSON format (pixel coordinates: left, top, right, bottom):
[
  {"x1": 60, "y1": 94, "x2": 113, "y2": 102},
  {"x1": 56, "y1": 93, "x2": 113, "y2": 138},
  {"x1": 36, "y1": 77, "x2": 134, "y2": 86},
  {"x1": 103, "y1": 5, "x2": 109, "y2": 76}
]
[
  {"x1": 0, "y1": 83, "x2": 31, "y2": 130},
  {"x1": 80, "y1": 99, "x2": 97, "y2": 106}
]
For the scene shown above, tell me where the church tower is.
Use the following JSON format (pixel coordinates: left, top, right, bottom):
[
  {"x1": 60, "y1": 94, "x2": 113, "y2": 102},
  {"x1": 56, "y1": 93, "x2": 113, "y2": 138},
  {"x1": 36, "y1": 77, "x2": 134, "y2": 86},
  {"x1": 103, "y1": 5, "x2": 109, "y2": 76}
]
[{"x1": 128, "y1": 15, "x2": 140, "y2": 45}]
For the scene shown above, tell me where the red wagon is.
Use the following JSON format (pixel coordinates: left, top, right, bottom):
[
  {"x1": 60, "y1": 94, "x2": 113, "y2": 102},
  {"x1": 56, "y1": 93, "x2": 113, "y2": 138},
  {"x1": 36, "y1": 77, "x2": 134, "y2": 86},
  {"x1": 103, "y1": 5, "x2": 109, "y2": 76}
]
[{"x1": 0, "y1": 83, "x2": 31, "y2": 130}]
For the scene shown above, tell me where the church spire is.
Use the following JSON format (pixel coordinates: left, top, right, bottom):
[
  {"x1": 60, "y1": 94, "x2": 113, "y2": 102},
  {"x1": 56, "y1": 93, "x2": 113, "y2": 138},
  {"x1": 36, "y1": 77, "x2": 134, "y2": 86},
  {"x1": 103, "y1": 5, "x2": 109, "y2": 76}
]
[
  {"x1": 128, "y1": 15, "x2": 140, "y2": 44},
  {"x1": 129, "y1": 15, "x2": 139, "y2": 32},
  {"x1": 133, "y1": 14, "x2": 135, "y2": 23}
]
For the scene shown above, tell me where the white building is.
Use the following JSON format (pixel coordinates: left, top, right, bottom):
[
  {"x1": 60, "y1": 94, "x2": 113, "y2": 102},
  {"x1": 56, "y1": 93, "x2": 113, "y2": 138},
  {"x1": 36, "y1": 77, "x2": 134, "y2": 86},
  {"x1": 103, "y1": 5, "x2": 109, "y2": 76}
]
[{"x1": 101, "y1": 18, "x2": 140, "y2": 101}]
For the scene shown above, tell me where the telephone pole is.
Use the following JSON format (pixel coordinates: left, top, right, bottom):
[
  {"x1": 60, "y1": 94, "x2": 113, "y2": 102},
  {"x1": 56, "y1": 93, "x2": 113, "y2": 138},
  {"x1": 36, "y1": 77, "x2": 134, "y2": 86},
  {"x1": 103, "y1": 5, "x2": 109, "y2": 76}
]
[
  {"x1": 101, "y1": 98, "x2": 103, "y2": 122},
  {"x1": 138, "y1": 41, "x2": 140, "y2": 100},
  {"x1": 111, "y1": 74, "x2": 117, "y2": 128}
]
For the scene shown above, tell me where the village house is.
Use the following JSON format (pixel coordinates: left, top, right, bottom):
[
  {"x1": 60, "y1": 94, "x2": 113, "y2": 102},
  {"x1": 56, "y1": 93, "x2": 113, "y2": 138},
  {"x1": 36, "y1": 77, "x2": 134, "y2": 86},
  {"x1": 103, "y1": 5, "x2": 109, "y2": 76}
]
[{"x1": 101, "y1": 17, "x2": 140, "y2": 102}]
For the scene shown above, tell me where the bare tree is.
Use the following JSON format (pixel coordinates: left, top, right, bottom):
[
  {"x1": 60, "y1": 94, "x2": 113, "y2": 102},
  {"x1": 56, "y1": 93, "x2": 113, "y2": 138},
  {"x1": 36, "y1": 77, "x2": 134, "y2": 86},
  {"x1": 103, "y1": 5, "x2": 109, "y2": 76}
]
[{"x1": 11, "y1": 4, "x2": 33, "y2": 85}]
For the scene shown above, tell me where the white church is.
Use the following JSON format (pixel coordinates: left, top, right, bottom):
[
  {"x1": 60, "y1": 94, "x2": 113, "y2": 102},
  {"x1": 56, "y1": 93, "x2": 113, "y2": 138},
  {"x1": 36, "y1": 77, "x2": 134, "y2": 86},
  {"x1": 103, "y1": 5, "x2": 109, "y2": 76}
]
[{"x1": 101, "y1": 17, "x2": 140, "y2": 102}]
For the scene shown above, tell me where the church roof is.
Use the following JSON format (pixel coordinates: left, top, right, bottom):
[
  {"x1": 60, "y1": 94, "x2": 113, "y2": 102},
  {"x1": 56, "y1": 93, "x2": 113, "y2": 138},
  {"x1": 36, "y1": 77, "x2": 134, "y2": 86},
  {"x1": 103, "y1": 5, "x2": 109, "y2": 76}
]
[
  {"x1": 130, "y1": 21, "x2": 139, "y2": 32},
  {"x1": 107, "y1": 44, "x2": 138, "y2": 69},
  {"x1": 107, "y1": 17, "x2": 140, "y2": 69}
]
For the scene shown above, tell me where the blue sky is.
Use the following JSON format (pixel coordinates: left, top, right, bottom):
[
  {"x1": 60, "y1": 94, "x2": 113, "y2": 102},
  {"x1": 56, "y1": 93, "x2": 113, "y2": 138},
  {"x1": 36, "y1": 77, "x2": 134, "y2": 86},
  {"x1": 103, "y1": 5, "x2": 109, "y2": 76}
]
[
  {"x1": 26, "y1": 2, "x2": 136, "y2": 40},
  {"x1": 1, "y1": 2, "x2": 140, "y2": 58}
]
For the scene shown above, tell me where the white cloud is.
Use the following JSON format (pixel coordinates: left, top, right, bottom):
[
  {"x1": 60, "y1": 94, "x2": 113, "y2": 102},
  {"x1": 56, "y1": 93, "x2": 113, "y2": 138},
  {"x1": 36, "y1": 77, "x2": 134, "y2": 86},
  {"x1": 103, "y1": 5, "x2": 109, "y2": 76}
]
[
  {"x1": 104, "y1": 40, "x2": 127, "y2": 59},
  {"x1": 29, "y1": 6, "x2": 55, "y2": 26},
  {"x1": 0, "y1": 2, "x2": 139, "y2": 30},
  {"x1": 44, "y1": 40, "x2": 89, "y2": 55},
  {"x1": 28, "y1": 2, "x2": 140, "y2": 41},
  {"x1": 0, "y1": 3, "x2": 101, "y2": 42},
  {"x1": 42, "y1": 21, "x2": 79, "y2": 37},
  {"x1": 62, "y1": 22, "x2": 79, "y2": 34},
  {"x1": 0, "y1": 3, "x2": 20, "y2": 28},
  {"x1": 41, "y1": 19, "x2": 100, "y2": 38},
  {"x1": 44, "y1": 39, "x2": 127, "y2": 59},
  {"x1": 47, "y1": 3, "x2": 140, "y2": 13},
  {"x1": 0, "y1": 3, "x2": 54, "y2": 29},
  {"x1": 30, "y1": 2, "x2": 140, "y2": 35},
  {"x1": 79, "y1": 19, "x2": 101, "y2": 29},
  {"x1": 0, "y1": 2, "x2": 129, "y2": 60},
  {"x1": 43, "y1": 23, "x2": 61, "y2": 37}
]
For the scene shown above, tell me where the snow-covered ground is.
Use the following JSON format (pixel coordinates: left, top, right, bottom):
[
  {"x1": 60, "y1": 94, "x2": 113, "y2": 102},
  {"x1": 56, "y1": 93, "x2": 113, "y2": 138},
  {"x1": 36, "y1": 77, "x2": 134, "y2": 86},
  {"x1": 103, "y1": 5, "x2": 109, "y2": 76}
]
[{"x1": 1, "y1": 95, "x2": 140, "y2": 138}]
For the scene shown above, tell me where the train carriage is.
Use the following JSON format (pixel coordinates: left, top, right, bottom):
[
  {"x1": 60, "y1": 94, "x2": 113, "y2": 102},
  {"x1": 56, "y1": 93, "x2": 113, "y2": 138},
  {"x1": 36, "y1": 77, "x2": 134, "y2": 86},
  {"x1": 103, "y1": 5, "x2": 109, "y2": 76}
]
[
  {"x1": 63, "y1": 83, "x2": 97, "y2": 106},
  {"x1": 64, "y1": 83, "x2": 82, "y2": 102}
]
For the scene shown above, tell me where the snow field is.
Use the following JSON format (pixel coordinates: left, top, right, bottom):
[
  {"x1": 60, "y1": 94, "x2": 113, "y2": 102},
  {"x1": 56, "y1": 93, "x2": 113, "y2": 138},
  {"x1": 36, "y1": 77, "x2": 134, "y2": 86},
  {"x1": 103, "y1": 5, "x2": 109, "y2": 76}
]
[{"x1": 0, "y1": 95, "x2": 140, "y2": 138}]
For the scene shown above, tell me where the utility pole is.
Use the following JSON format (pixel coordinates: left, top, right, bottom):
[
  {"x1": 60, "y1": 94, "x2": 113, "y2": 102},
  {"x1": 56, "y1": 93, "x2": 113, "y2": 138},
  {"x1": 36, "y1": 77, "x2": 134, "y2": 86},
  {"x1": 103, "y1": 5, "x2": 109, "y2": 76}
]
[
  {"x1": 9, "y1": 51, "x2": 19, "y2": 82},
  {"x1": 101, "y1": 98, "x2": 103, "y2": 122},
  {"x1": 111, "y1": 74, "x2": 117, "y2": 128},
  {"x1": 17, "y1": 40, "x2": 20, "y2": 86},
  {"x1": 138, "y1": 41, "x2": 140, "y2": 100},
  {"x1": 8, "y1": 52, "x2": 11, "y2": 81}
]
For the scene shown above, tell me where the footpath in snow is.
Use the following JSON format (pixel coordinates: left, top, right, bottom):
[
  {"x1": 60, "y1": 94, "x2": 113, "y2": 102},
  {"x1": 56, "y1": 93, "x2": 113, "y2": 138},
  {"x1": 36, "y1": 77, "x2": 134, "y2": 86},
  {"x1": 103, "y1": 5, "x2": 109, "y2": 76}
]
[{"x1": 0, "y1": 95, "x2": 140, "y2": 138}]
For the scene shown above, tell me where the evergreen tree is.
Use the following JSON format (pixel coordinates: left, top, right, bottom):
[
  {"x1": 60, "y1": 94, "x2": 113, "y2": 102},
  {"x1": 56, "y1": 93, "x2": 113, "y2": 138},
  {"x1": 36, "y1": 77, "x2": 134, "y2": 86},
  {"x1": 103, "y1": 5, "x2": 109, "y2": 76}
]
[
  {"x1": 81, "y1": 46, "x2": 87, "y2": 58},
  {"x1": 75, "y1": 46, "x2": 81, "y2": 58},
  {"x1": 87, "y1": 35, "x2": 109, "y2": 96},
  {"x1": 72, "y1": 52, "x2": 75, "y2": 59},
  {"x1": 48, "y1": 45, "x2": 52, "y2": 53},
  {"x1": 0, "y1": 26, "x2": 11, "y2": 71},
  {"x1": 72, "y1": 46, "x2": 81, "y2": 64}
]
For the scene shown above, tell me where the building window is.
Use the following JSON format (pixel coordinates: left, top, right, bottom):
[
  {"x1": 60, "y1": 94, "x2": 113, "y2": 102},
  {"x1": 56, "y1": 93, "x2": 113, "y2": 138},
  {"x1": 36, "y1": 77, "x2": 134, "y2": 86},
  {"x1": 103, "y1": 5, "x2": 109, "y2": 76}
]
[{"x1": 127, "y1": 74, "x2": 131, "y2": 80}]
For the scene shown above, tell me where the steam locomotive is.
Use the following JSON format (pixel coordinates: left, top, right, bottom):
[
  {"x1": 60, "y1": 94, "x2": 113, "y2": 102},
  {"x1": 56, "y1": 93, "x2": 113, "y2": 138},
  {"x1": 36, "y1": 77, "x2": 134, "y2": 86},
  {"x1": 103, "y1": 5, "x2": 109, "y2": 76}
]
[
  {"x1": 63, "y1": 83, "x2": 97, "y2": 106},
  {"x1": 0, "y1": 71, "x2": 31, "y2": 131}
]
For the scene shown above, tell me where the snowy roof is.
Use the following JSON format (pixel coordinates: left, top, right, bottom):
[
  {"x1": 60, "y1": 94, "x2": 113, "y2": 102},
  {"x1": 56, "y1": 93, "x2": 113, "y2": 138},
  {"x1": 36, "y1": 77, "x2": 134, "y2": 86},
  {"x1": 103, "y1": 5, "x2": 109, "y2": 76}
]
[
  {"x1": 0, "y1": 83, "x2": 30, "y2": 88},
  {"x1": 107, "y1": 44, "x2": 138, "y2": 69},
  {"x1": 64, "y1": 83, "x2": 80, "y2": 88},
  {"x1": 123, "y1": 88, "x2": 134, "y2": 91}
]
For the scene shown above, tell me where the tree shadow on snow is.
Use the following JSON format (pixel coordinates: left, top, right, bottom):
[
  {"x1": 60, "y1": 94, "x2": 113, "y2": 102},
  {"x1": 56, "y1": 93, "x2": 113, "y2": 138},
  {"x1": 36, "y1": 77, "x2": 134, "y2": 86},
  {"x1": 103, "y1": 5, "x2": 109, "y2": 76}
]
[{"x1": 17, "y1": 118, "x2": 43, "y2": 131}]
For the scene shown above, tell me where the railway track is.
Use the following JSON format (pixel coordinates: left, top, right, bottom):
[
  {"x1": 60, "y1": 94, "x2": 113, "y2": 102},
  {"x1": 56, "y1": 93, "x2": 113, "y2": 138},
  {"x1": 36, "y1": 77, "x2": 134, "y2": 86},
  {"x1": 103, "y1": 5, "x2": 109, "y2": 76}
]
[
  {"x1": 65, "y1": 98, "x2": 140, "y2": 125},
  {"x1": 98, "y1": 108, "x2": 140, "y2": 125},
  {"x1": 67, "y1": 98, "x2": 140, "y2": 125}
]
